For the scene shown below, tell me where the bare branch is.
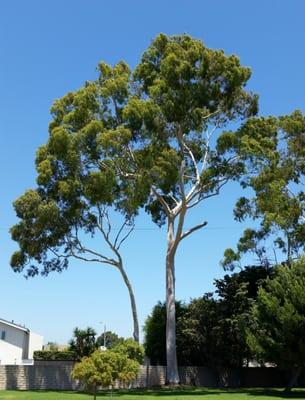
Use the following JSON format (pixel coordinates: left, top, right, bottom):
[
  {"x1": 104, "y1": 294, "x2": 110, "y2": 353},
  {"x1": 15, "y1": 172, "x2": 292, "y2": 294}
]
[
  {"x1": 202, "y1": 109, "x2": 221, "y2": 121},
  {"x1": 117, "y1": 224, "x2": 135, "y2": 250},
  {"x1": 151, "y1": 186, "x2": 171, "y2": 216},
  {"x1": 114, "y1": 220, "x2": 129, "y2": 249},
  {"x1": 112, "y1": 96, "x2": 122, "y2": 124},
  {"x1": 71, "y1": 252, "x2": 115, "y2": 265},
  {"x1": 183, "y1": 139, "x2": 200, "y2": 184},
  {"x1": 200, "y1": 125, "x2": 218, "y2": 174},
  {"x1": 102, "y1": 209, "x2": 112, "y2": 239},
  {"x1": 169, "y1": 193, "x2": 180, "y2": 207},
  {"x1": 180, "y1": 221, "x2": 208, "y2": 241},
  {"x1": 48, "y1": 247, "x2": 69, "y2": 260},
  {"x1": 96, "y1": 206, "x2": 123, "y2": 264},
  {"x1": 177, "y1": 126, "x2": 187, "y2": 204},
  {"x1": 67, "y1": 234, "x2": 117, "y2": 265},
  {"x1": 187, "y1": 177, "x2": 229, "y2": 210},
  {"x1": 185, "y1": 182, "x2": 200, "y2": 205},
  {"x1": 48, "y1": 244, "x2": 116, "y2": 267},
  {"x1": 174, "y1": 207, "x2": 186, "y2": 246},
  {"x1": 183, "y1": 125, "x2": 219, "y2": 206}
]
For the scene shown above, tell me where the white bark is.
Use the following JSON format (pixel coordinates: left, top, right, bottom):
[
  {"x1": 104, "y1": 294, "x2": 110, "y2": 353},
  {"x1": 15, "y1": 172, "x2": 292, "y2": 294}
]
[
  {"x1": 161, "y1": 124, "x2": 225, "y2": 384},
  {"x1": 60, "y1": 210, "x2": 140, "y2": 343},
  {"x1": 165, "y1": 218, "x2": 179, "y2": 384},
  {"x1": 117, "y1": 259, "x2": 140, "y2": 342}
]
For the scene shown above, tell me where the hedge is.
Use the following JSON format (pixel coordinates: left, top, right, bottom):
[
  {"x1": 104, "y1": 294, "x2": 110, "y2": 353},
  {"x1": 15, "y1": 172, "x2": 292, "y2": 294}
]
[{"x1": 33, "y1": 350, "x2": 78, "y2": 361}]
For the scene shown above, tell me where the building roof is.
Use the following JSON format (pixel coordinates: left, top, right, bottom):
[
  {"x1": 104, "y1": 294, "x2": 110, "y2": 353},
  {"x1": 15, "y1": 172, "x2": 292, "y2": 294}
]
[{"x1": 0, "y1": 318, "x2": 29, "y2": 333}]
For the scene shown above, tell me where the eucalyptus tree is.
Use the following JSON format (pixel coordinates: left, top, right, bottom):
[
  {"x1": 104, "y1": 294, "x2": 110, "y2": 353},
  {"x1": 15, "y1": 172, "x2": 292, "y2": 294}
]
[
  {"x1": 125, "y1": 34, "x2": 258, "y2": 383},
  {"x1": 222, "y1": 111, "x2": 305, "y2": 270},
  {"x1": 10, "y1": 63, "x2": 140, "y2": 342},
  {"x1": 11, "y1": 33, "x2": 259, "y2": 383}
]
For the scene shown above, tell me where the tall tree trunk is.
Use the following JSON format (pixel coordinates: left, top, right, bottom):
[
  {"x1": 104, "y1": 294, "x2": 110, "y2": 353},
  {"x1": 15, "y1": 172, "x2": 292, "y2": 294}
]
[
  {"x1": 284, "y1": 366, "x2": 302, "y2": 392},
  {"x1": 117, "y1": 262, "x2": 140, "y2": 342},
  {"x1": 165, "y1": 219, "x2": 180, "y2": 384}
]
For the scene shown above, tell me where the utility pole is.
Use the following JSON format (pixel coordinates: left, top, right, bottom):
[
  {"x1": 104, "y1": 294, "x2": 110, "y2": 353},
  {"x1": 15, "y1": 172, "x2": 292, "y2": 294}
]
[{"x1": 99, "y1": 321, "x2": 106, "y2": 349}]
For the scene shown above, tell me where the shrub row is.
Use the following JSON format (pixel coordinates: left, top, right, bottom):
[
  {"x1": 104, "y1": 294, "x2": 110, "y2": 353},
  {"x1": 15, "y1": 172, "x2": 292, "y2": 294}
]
[{"x1": 33, "y1": 350, "x2": 78, "y2": 361}]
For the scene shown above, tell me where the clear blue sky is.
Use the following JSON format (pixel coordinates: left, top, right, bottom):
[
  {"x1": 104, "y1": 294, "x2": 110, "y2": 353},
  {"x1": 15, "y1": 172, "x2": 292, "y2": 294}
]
[{"x1": 1, "y1": 0, "x2": 305, "y2": 344}]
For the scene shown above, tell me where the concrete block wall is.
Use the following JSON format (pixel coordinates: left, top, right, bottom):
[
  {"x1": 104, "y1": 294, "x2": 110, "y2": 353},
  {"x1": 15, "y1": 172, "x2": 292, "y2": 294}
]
[
  {"x1": 0, "y1": 364, "x2": 81, "y2": 390},
  {"x1": 1, "y1": 364, "x2": 305, "y2": 390},
  {"x1": 0, "y1": 364, "x2": 165, "y2": 391}
]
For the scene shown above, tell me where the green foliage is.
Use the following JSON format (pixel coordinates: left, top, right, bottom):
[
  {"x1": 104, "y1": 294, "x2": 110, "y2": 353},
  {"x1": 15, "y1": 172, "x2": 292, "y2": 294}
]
[
  {"x1": 144, "y1": 266, "x2": 272, "y2": 368},
  {"x1": 71, "y1": 348, "x2": 140, "y2": 397},
  {"x1": 10, "y1": 33, "x2": 258, "y2": 274},
  {"x1": 69, "y1": 327, "x2": 98, "y2": 359},
  {"x1": 10, "y1": 34, "x2": 267, "y2": 381},
  {"x1": 247, "y1": 257, "x2": 305, "y2": 369},
  {"x1": 113, "y1": 338, "x2": 145, "y2": 364},
  {"x1": 33, "y1": 350, "x2": 77, "y2": 361},
  {"x1": 143, "y1": 301, "x2": 187, "y2": 365},
  {"x1": 223, "y1": 111, "x2": 305, "y2": 269},
  {"x1": 96, "y1": 331, "x2": 124, "y2": 349},
  {"x1": 134, "y1": 34, "x2": 257, "y2": 129}
]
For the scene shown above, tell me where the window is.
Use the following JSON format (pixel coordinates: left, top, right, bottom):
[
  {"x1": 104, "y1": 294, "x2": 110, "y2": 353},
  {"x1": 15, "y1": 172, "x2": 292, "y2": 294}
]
[{"x1": 1, "y1": 331, "x2": 6, "y2": 341}]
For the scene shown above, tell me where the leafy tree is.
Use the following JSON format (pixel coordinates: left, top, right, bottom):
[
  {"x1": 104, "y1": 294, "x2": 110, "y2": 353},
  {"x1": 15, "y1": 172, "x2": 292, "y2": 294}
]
[
  {"x1": 113, "y1": 338, "x2": 145, "y2": 364},
  {"x1": 222, "y1": 111, "x2": 305, "y2": 270},
  {"x1": 144, "y1": 301, "x2": 186, "y2": 365},
  {"x1": 247, "y1": 257, "x2": 305, "y2": 391},
  {"x1": 144, "y1": 265, "x2": 272, "y2": 374},
  {"x1": 214, "y1": 264, "x2": 273, "y2": 303},
  {"x1": 11, "y1": 33, "x2": 261, "y2": 382},
  {"x1": 96, "y1": 330, "x2": 124, "y2": 349},
  {"x1": 116, "y1": 34, "x2": 257, "y2": 383},
  {"x1": 179, "y1": 290, "x2": 251, "y2": 374},
  {"x1": 10, "y1": 64, "x2": 140, "y2": 340},
  {"x1": 71, "y1": 349, "x2": 140, "y2": 399},
  {"x1": 69, "y1": 327, "x2": 98, "y2": 359}
]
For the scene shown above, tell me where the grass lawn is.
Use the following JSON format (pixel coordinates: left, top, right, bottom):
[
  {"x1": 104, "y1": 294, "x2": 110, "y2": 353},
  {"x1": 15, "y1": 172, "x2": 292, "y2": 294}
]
[{"x1": 0, "y1": 388, "x2": 305, "y2": 400}]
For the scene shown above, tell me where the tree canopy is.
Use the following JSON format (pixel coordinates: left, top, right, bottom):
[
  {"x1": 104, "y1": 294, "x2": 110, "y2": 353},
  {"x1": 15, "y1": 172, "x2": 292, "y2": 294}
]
[
  {"x1": 144, "y1": 265, "x2": 272, "y2": 371},
  {"x1": 69, "y1": 327, "x2": 98, "y2": 359},
  {"x1": 71, "y1": 348, "x2": 140, "y2": 399},
  {"x1": 222, "y1": 111, "x2": 305, "y2": 269},
  {"x1": 247, "y1": 257, "x2": 305, "y2": 390},
  {"x1": 12, "y1": 32, "x2": 299, "y2": 383}
]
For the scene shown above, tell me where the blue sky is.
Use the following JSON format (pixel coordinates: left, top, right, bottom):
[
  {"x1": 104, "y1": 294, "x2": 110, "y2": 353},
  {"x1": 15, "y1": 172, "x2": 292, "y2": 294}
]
[{"x1": 1, "y1": 0, "x2": 305, "y2": 344}]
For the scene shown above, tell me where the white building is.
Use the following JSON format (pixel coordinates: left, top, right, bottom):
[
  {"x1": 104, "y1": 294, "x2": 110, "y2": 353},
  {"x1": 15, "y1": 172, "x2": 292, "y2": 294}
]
[{"x1": 0, "y1": 318, "x2": 43, "y2": 365}]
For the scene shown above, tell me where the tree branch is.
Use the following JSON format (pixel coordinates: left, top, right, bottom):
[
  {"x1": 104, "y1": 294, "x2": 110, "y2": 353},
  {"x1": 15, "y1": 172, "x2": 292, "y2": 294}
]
[
  {"x1": 117, "y1": 224, "x2": 134, "y2": 251},
  {"x1": 151, "y1": 186, "x2": 171, "y2": 216},
  {"x1": 183, "y1": 139, "x2": 200, "y2": 185},
  {"x1": 48, "y1": 244, "x2": 116, "y2": 267},
  {"x1": 180, "y1": 221, "x2": 208, "y2": 241},
  {"x1": 202, "y1": 109, "x2": 221, "y2": 121},
  {"x1": 71, "y1": 233, "x2": 110, "y2": 261},
  {"x1": 114, "y1": 220, "x2": 128, "y2": 249},
  {"x1": 96, "y1": 205, "x2": 122, "y2": 263},
  {"x1": 177, "y1": 126, "x2": 187, "y2": 204}
]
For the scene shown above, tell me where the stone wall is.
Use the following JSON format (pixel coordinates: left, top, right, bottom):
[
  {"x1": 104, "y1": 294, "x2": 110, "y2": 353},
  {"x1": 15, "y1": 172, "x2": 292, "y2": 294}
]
[{"x1": 1, "y1": 363, "x2": 305, "y2": 390}]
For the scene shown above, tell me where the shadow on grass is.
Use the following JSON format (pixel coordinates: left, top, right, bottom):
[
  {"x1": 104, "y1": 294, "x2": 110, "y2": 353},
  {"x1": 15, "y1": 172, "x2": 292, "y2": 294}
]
[
  {"x1": 91, "y1": 388, "x2": 305, "y2": 398},
  {"x1": 12, "y1": 388, "x2": 305, "y2": 398}
]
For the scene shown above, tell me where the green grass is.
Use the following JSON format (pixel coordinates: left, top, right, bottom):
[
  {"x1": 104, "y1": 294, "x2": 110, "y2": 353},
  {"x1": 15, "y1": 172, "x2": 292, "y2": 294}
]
[{"x1": 0, "y1": 388, "x2": 305, "y2": 400}]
